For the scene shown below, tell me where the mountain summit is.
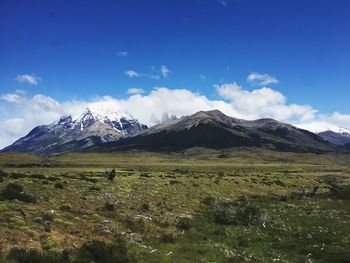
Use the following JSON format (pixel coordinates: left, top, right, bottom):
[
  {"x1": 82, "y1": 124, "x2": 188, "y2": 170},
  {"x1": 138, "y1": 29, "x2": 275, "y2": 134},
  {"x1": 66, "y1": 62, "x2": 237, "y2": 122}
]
[
  {"x1": 90, "y1": 110, "x2": 339, "y2": 153},
  {"x1": 1, "y1": 107, "x2": 147, "y2": 154},
  {"x1": 318, "y1": 127, "x2": 350, "y2": 149}
]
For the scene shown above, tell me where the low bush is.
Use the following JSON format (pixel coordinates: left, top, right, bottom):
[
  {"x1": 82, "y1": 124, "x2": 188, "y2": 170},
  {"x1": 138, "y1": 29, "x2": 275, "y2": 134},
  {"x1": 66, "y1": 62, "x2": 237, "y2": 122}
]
[
  {"x1": 43, "y1": 211, "x2": 55, "y2": 222},
  {"x1": 103, "y1": 202, "x2": 115, "y2": 211},
  {"x1": 89, "y1": 185, "x2": 101, "y2": 191},
  {"x1": 106, "y1": 169, "x2": 116, "y2": 181},
  {"x1": 6, "y1": 236, "x2": 134, "y2": 263},
  {"x1": 0, "y1": 169, "x2": 6, "y2": 182},
  {"x1": 140, "y1": 202, "x2": 150, "y2": 212},
  {"x1": 211, "y1": 201, "x2": 268, "y2": 226},
  {"x1": 74, "y1": 236, "x2": 134, "y2": 263},
  {"x1": 330, "y1": 184, "x2": 350, "y2": 200},
  {"x1": 60, "y1": 203, "x2": 72, "y2": 211},
  {"x1": 1, "y1": 183, "x2": 37, "y2": 203},
  {"x1": 7, "y1": 248, "x2": 66, "y2": 263},
  {"x1": 31, "y1": 174, "x2": 46, "y2": 180},
  {"x1": 124, "y1": 217, "x2": 145, "y2": 233},
  {"x1": 54, "y1": 182, "x2": 64, "y2": 189},
  {"x1": 175, "y1": 215, "x2": 192, "y2": 230}
]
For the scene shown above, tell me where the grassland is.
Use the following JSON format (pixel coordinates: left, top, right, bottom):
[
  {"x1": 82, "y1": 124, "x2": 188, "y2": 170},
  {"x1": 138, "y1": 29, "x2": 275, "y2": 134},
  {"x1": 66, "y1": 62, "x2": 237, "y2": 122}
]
[{"x1": 0, "y1": 148, "x2": 349, "y2": 262}]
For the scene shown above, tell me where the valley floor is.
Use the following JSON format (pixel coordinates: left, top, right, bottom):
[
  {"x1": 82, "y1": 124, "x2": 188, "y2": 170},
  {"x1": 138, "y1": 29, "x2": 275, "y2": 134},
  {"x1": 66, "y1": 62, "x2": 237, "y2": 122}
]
[{"x1": 0, "y1": 148, "x2": 349, "y2": 262}]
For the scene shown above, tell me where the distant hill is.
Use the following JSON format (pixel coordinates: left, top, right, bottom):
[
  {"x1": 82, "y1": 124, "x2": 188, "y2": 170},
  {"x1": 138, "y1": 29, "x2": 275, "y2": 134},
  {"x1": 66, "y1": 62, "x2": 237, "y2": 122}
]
[
  {"x1": 318, "y1": 128, "x2": 350, "y2": 150},
  {"x1": 89, "y1": 110, "x2": 339, "y2": 153}
]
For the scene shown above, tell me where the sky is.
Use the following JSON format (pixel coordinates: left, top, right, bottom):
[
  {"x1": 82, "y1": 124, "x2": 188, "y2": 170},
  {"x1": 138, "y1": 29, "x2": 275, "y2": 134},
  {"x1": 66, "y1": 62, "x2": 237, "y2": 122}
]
[{"x1": 1, "y1": 0, "x2": 350, "y2": 148}]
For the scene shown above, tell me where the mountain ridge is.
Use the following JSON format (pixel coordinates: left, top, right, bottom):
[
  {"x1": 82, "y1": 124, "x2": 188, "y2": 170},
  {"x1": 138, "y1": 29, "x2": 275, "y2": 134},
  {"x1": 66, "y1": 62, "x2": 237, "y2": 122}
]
[
  {"x1": 1, "y1": 107, "x2": 147, "y2": 154},
  {"x1": 318, "y1": 128, "x2": 350, "y2": 149},
  {"x1": 89, "y1": 110, "x2": 340, "y2": 153}
]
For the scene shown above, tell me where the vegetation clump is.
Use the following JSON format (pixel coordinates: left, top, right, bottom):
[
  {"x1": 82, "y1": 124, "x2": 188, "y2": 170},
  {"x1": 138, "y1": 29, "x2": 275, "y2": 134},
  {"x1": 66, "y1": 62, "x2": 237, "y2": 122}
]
[
  {"x1": 175, "y1": 215, "x2": 192, "y2": 230},
  {"x1": 0, "y1": 169, "x2": 7, "y2": 182},
  {"x1": 106, "y1": 169, "x2": 116, "y2": 181},
  {"x1": 7, "y1": 248, "x2": 65, "y2": 263},
  {"x1": 1, "y1": 183, "x2": 37, "y2": 203},
  {"x1": 103, "y1": 202, "x2": 115, "y2": 211},
  {"x1": 5, "y1": 236, "x2": 133, "y2": 263},
  {"x1": 211, "y1": 201, "x2": 268, "y2": 226},
  {"x1": 54, "y1": 182, "x2": 64, "y2": 189},
  {"x1": 74, "y1": 236, "x2": 134, "y2": 263}
]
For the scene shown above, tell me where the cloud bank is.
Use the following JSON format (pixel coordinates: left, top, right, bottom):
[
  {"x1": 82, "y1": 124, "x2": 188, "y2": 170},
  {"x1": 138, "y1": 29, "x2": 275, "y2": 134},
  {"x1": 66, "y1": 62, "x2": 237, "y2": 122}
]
[{"x1": 1, "y1": 83, "x2": 350, "y2": 149}]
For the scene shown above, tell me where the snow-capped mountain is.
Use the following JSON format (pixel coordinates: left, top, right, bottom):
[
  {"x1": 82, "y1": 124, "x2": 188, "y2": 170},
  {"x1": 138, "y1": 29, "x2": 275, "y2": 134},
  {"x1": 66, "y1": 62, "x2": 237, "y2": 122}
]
[
  {"x1": 90, "y1": 110, "x2": 339, "y2": 153},
  {"x1": 318, "y1": 127, "x2": 350, "y2": 149},
  {"x1": 1, "y1": 107, "x2": 147, "y2": 154}
]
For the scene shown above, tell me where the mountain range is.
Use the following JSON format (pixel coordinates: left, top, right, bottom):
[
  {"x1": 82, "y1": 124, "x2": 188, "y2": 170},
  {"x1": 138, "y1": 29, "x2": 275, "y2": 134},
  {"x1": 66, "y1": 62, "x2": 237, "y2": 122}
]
[
  {"x1": 1, "y1": 107, "x2": 147, "y2": 154},
  {"x1": 2, "y1": 108, "x2": 347, "y2": 154},
  {"x1": 318, "y1": 127, "x2": 350, "y2": 149},
  {"x1": 89, "y1": 110, "x2": 339, "y2": 153}
]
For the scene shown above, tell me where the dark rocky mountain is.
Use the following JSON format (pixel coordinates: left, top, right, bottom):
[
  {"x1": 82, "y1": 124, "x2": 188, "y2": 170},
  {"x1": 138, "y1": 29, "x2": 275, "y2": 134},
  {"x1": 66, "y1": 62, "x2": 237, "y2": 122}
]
[
  {"x1": 318, "y1": 128, "x2": 350, "y2": 150},
  {"x1": 1, "y1": 107, "x2": 147, "y2": 154},
  {"x1": 89, "y1": 110, "x2": 339, "y2": 153}
]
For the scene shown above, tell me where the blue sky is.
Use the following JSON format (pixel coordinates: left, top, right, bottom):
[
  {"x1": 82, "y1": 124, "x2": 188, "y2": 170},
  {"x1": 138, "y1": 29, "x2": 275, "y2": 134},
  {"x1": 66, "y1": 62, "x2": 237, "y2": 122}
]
[{"x1": 0, "y1": 0, "x2": 350, "y2": 147}]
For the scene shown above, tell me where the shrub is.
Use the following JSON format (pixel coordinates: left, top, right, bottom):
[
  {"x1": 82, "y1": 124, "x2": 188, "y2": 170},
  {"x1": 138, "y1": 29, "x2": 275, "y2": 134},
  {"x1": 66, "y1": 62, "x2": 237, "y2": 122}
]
[
  {"x1": 140, "y1": 172, "x2": 151, "y2": 178},
  {"x1": 161, "y1": 232, "x2": 176, "y2": 243},
  {"x1": 0, "y1": 169, "x2": 6, "y2": 182},
  {"x1": 74, "y1": 235, "x2": 134, "y2": 263},
  {"x1": 0, "y1": 169, "x2": 7, "y2": 177},
  {"x1": 54, "y1": 182, "x2": 64, "y2": 189},
  {"x1": 31, "y1": 174, "x2": 46, "y2": 180},
  {"x1": 103, "y1": 202, "x2": 115, "y2": 211},
  {"x1": 107, "y1": 169, "x2": 116, "y2": 181},
  {"x1": 330, "y1": 184, "x2": 350, "y2": 200},
  {"x1": 211, "y1": 201, "x2": 268, "y2": 226},
  {"x1": 43, "y1": 211, "x2": 55, "y2": 222},
  {"x1": 1, "y1": 183, "x2": 37, "y2": 203},
  {"x1": 60, "y1": 203, "x2": 72, "y2": 211},
  {"x1": 7, "y1": 248, "x2": 65, "y2": 263},
  {"x1": 140, "y1": 203, "x2": 150, "y2": 212},
  {"x1": 125, "y1": 217, "x2": 145, "y2": 233},
  {"x1": 89, "y1": 185, "x2": 101, "y2": 191},
  {"x1": 40, "y1": 236, "x2": 59, "y2": 251},
  {"x1": 175, "y1": 215, "x2": 192, "y2": 230},
  {"x1": 202, "y1": 196, "x2": 216, "y2": 206}
]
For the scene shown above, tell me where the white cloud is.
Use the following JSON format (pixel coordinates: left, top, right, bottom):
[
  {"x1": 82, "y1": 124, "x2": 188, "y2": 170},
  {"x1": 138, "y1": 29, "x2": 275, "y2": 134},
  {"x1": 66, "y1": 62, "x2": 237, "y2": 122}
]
[
  {"x1": 216, "y1": 83, "x2": 317, "y2": 122},
  {"x1": 1, "y1": 93, "x2": 21, "y2": 103},
  {"x1": 15, "y1": 74, "x2": 41, "y2": 85},
  {"x1": 125, "y1": 66, "x2": 170, "y2": 80},
  {"x1": 125, "y1": 70, "x2": 140, "y2": 78},
  {"x1": 127, "y1": 88, "x2": 144, "y2": 94},
  {"x1": 117, "y1": 51, "x2": 128, "y2": 57},
  {"x1": 247, "y1": 72, "x2": 279, "y2": 86},
  {"x1": 160, "y1": 65, "x2": 170, "y2": 78},
  {"x1": 1, "y1": 82, "x2": 350, "y2": 149}
]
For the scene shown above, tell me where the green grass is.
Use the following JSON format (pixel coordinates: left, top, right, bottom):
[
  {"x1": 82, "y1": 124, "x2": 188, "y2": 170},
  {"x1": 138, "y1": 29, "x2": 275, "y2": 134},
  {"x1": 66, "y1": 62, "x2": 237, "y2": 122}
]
[{"x1": 0, "y1": 148, "x2": 349, "y2": 262}]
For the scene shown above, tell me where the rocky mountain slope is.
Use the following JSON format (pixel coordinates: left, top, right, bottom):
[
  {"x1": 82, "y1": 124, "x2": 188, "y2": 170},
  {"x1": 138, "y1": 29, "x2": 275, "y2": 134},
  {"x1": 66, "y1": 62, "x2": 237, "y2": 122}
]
[
  {"x1": 89, "y1": 110, "x2": 339, "y2": 153},
  {"x1": 318, "y1": 127, "x2": 350, "y2": 149},
  {"x1": 1, "y1": 107, "x2": 147, "y2": 154}
]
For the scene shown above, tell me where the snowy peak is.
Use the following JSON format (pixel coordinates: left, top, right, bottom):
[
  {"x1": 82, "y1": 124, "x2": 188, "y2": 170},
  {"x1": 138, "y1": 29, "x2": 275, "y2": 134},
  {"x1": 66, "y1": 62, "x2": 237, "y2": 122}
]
[
  {"x1": 321, "y1": 126, "x2": 350, "y2": 136},
  {"x1": 1, "y1": 106, "x2": 148, "y2": 154},
  {"x1": 318, "y1": 126, "x2": 350, "y2": 148},
  {"x1": 337, "y1": 127, "x2": 350, "y2": 136},
  {"x1": 58, "y1": 107, "x2": 147, "y2": 135},
  {"x1": 74, "y1": 106, "x2": 142, "y2": 135}
]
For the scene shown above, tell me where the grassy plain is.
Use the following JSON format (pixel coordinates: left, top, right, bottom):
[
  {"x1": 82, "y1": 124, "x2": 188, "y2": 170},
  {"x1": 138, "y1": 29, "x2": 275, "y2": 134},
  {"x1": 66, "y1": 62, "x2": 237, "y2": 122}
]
[{"x1": 0, "y1": 148, "x2": 349, "y2": 262}]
